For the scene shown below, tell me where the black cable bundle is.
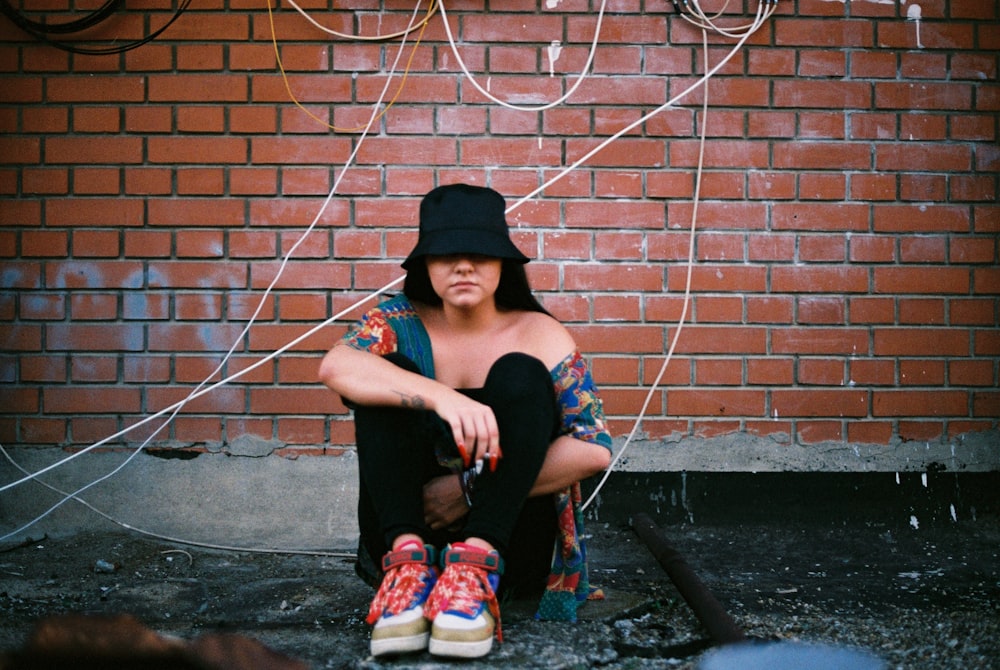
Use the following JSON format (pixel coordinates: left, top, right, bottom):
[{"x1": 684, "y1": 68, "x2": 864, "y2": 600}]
[{"x1": 0, "y1": 0, "x2": 192, "y2": 54}]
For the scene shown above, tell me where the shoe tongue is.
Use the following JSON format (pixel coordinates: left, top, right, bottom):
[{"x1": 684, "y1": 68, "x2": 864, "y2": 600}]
[
  {"x1": 396, "y1": 539, "x2": 424, "y2": 551},
  {"x1": 452, "y1": 542, "x2": 487, "y2": 554}
]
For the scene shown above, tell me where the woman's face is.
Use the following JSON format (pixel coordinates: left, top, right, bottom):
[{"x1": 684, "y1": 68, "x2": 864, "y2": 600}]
[{"x1": 425, "y1": 254, "x2": 502, "y2": 310}]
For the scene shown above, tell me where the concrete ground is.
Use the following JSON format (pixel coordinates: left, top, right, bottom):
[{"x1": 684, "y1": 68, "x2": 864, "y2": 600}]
[{"x1": 0, "y1": 472, "x2": 997, "y2": 669}]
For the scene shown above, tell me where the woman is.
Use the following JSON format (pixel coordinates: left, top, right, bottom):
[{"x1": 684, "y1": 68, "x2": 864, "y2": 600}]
[{"x1": 319, "y1": 183, "x2": 612, "y2": 659}]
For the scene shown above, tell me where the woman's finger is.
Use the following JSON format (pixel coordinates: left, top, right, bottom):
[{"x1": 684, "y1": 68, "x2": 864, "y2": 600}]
[{"x1": 489, "y1": 443, "x2": 503, "y2": 472}]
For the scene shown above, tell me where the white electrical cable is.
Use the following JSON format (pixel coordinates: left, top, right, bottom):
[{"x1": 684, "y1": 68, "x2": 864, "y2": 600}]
[
  {"x1": 2, "y1": 0, "x2": 767, "y2": 517},
  {"x1": 3, "y1": 0, "x2": 776, "y2": 547},
  {"x1": 436, "y1": 0, "x2": 608, "y2": 112},
  {"x1": 0, "y1": 1, "x2": 425, "y2": 505},
  {"x1": 0, "y1": 0, "x2": 721, "y2": 498},
  {"x1": 0, "y1": 445, "x2": 354, "y2": 557},
  {"x1": 0, "y1": 281, "x2": 403, "y2": 498},
  {"x1": 579, "y1": 1, "x2": 771, "y2": 510},
  {"x1": 677, "y1": 0, "x2": 777, "y2": 37},
  {"x1": 582, "y1": 25, "x2": 713, "y2": 512},
  {"x1": 507, "y1": 0, "x2": 768, "y2": 212},
  {"x1": 0, "y1": 280, "x2": 404, "y2": 542}
]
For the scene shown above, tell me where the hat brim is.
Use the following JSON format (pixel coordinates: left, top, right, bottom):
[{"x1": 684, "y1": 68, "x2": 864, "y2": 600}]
[{"x1": 402, "y1": 228, "x2": 530, "y2": 270}]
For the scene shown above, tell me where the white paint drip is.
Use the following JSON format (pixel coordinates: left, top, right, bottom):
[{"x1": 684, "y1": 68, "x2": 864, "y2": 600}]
[
  {"x1": 907, "y1": 4, "x2": 924, "y2": 49},
  {"x1": 547, "y1": 41, "x2": 563, "y2": 78},
  {"x1": 921, "y1": 472, "x2": 928, "y2": 488},
  {"x1": 909, "y1": 515, "x2": 919, "y2": 529},
  {"x1": 545, "y1": 0, "x2": 561, "y2": 8},
  {"x1": 681, "y1": 471, "x2": 693, "y2": 523},
  {"x1": 649, "y1": 486, "x2": 667, "y2": 515},
  {"x1": 950, "y1": 504, "x2": 957, "y2": 522}
]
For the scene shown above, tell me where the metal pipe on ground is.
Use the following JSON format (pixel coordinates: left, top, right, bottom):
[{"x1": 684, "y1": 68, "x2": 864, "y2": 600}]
[{"x1": 631, "y1": 512, "x2": 746, "y2": 646}]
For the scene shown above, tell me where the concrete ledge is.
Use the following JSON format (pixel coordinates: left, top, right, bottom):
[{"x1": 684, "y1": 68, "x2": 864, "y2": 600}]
[
  {"x1": 2, "y1": 429, "x2": 997, "y2": 552},
  {"x1": 613, "y1": 429, "x2": 1000, "y2": 473},
  {"x1": 0, "y1": 449, "x2": 361, "y2": 551}
]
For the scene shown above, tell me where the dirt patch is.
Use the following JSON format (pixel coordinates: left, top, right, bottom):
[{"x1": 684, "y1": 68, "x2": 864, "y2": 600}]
[{"x1": 1, "y1": 518, "x2": 998, "y2": 669}]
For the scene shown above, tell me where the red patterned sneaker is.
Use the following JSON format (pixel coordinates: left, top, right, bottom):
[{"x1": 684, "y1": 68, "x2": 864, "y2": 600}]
[
  {"x1": 425, "y1": 542, "x2": 504, "y2": 659},
  {"x1": 365, "y1": 541, "x2": 438, "y2": 657}
]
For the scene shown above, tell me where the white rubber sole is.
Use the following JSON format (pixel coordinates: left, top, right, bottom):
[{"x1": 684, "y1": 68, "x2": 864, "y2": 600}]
[
  {"x1": 370, "y1": 631, "x2": 429, "y2": 657},
  {"x1": 428, "y1": 636, "x2": 493, "y2": 659}
]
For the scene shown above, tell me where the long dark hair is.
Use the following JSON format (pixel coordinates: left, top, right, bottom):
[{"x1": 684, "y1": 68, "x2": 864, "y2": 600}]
[{"x1": 403, "y1": 258, "x2": 551, "y2": 316}]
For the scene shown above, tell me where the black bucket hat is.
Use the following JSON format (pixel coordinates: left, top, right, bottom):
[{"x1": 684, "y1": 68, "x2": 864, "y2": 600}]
[{"x1": 401, "y1": 183, "x2": 530, "y2": 270}]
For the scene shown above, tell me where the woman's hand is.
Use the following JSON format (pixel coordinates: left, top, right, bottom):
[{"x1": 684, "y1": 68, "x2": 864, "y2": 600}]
[
  {"x1": 423, "y1": 474, "x2": 469, "y2": 531},
  {"x1": 433, "y1": 390, "x2": 503, "y2": 471},
  {"x1": 321, "y1": 344, "x2": 505, "y2": 469}
]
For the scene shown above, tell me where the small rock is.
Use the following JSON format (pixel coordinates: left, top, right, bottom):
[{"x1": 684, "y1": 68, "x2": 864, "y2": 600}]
[{"x1": 94, "y1": 560, "x2": 117, "y2": 574}]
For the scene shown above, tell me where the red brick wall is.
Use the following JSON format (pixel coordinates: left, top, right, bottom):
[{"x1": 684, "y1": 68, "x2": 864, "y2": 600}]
[{"x1": 1, "y1": 1, "x2": 997, "y2": 455}]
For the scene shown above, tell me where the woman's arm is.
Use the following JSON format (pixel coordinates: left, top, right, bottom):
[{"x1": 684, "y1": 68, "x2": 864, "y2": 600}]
[
  {"x1": 319, "y1": 344, "x2": 502, "y2": 466},
  {"x1": 319, "y1": 344, "x2": 439, "y2": 410},
  {"x1": 528, "y1": 435, "x2": 611, "y2": 496}
]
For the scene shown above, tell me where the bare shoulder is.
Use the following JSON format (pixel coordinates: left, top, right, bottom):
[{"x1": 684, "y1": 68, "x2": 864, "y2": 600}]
[{"x1": 514, "y1": 311, "x2": 577, "y2": 367}]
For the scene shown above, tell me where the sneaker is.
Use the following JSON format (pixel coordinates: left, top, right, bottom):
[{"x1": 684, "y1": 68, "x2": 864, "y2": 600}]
[
  {"x1": 365, "y1": 541, "x2": 438, "y2": 657},
  {"x1": 425, "y1": 543, "x2": 504, "y2": 659}
]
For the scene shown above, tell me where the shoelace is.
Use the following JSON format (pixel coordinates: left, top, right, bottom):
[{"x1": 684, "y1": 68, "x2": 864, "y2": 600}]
[
  {"x1": 366, "y1": 561, "x2": 435, "y2": 624},
  {"x1": 425, "y1": 563, "x2": 503, "y2": 642}
]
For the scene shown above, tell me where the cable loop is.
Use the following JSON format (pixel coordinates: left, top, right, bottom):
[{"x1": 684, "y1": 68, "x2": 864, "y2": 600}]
[
  {"x1": 283, "y1": 0, "x2": 438, "y2": 41},
  {"x1": 0, "y1": 0, "x2": 193, "y2": 54}
]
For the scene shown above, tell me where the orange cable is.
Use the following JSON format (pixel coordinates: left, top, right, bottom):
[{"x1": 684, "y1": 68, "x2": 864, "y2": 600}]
[{"x1": 266, "y1": 0, "x2": 435, "y2": 133}]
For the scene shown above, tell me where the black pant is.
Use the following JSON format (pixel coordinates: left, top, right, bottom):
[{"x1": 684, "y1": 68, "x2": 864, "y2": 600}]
[{"x1": 354, "y1": 352, "x2": 558, "y2": 595}]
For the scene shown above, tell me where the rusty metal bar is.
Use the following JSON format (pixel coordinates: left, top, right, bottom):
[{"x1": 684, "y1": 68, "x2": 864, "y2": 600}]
[{"x1": 631, "y1": 512, "x2": 746, "y2": 645}]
